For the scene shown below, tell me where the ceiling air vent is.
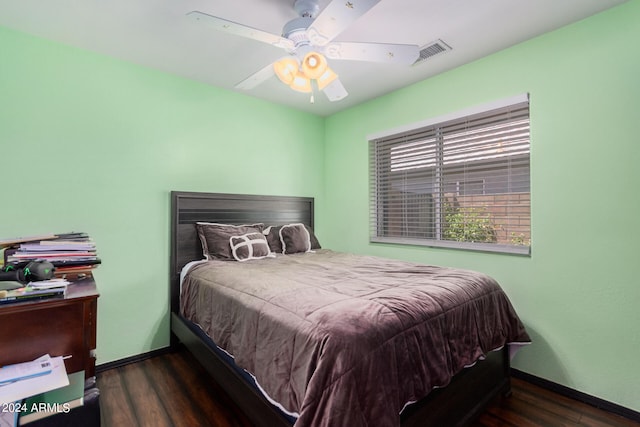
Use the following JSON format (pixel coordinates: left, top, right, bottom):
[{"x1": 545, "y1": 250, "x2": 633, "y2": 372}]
[{"x1": 413, "y1": 39, "x2": 452, "y2": 65}]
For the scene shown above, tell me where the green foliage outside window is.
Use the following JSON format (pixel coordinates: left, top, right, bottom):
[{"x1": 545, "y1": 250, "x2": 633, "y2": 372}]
[
  {"x1": 510, "y1": 232, "x2": 531, "y2": 246},
  {"x1": 443, "y1": 202, "x2": 497, "y2": 243}
]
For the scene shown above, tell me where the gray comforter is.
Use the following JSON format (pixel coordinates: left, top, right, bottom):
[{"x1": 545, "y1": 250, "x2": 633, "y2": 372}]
[{"x1": 180, "y1": 250, "x2": 530, "y2": 427}]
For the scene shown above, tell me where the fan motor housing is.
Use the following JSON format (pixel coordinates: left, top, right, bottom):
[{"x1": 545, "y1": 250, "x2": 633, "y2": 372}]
[{"x1": 283, "y1": 17, "x2": 314, "y2": 47}]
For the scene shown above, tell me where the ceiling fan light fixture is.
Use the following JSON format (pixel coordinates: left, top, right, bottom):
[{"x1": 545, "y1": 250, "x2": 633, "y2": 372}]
[
  {"x1": 301, "y1": 51, "x2": 328, "y2": 80},
  {"x1": 190, "y1": 0, "x2": 420, "y2": 104},
  {"x1": 289, "y1": 72, "x2": 313, "y2": 93},
  {"x1": 273, "y1": 57, "x2": 300, "y2": 85}
]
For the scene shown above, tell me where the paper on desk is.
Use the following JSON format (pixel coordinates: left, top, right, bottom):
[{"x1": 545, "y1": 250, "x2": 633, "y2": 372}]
[
  {"x1": 0, "y1": 355, "x2": 69, "y2": 405},
  {"x1": 27, "y1": 279, "x2": 70, "y2": 290}
]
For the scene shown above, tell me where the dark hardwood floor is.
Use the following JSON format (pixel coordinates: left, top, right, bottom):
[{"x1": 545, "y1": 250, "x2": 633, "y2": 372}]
[{"x1": 97, "y1": 348, "x2": 639, "y2": 427}]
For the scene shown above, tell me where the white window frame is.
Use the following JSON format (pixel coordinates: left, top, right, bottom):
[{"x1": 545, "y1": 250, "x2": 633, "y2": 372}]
[{"x1": 368, "y1": 94, "x2": 531, "y2": 256}]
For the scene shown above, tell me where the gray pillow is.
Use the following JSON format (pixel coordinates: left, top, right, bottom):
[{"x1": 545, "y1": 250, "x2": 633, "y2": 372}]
[
  {"x1": 279, "y1": 223, "x2": 314, "y2": 254},
  {"x1": 196, "y1": 222, "x2": 264, "y2": 261},
  {"x1": 265, "y1": 224, "x2": 321, "y2": 254}
]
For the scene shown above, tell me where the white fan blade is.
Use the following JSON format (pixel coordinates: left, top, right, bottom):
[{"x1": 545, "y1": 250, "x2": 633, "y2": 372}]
[
  {"x1": 324, "y1": 41, "x2": 419, "y2": 65},
  {"x1": 187, "y1": 11, "x2": 294, "y2": 51},
  {"x1": 307, "y1": 0, "x2": 382, "y2": 46},
  {"x1": 322, "y1": 78, "x2": 349, "y2": 102},
  {"x1": 235, "y1": 63, "x2": 275, "y2": 90}
]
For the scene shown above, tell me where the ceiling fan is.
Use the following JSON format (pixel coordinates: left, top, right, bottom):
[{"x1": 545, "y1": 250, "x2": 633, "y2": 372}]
[{"x1": 188, "y1": 0, "x2": 419, "y2": 102}]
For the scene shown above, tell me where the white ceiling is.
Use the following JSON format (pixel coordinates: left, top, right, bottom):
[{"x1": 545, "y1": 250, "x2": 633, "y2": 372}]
[{"x1": 0, "y1": 0, "x2": 627, "y2": 116}]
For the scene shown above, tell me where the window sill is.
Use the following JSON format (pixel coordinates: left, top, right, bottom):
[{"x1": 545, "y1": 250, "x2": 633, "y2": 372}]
[{"x1": 370, "y1": 237, "x2": 531, "y2": 256}]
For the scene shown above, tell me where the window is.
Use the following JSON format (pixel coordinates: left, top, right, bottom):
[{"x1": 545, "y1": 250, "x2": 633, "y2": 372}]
[{"x1": 369, "y1": 94, "x2": 531, "y2": 255}]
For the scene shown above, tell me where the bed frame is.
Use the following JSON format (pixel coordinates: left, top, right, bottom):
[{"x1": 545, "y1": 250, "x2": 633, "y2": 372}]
[{"x1": 170, "y1": 190, "x2": 511, "y2": 426}]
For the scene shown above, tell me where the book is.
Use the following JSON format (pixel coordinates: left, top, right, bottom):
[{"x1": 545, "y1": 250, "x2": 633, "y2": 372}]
[
  {"x1": 19, "y1": 244, "x2": 96, "y2": 252},
  {"x1": 0, "y1": 235, "x2": 57, "y2": 249},
  {"x1": 8, "y1": 252, "x2": 97, "y2": 260},
  {"x1": 37, "y1": 239, "x2": 94, "y2": 247},
  {"x1": 0, "y1": 287, "x2": 65, "y2": 305},
  {"x1": 19, "y1": 371, "x2": 85, "y2": 425}
]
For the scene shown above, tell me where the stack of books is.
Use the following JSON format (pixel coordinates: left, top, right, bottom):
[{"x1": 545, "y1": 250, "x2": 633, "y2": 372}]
[
  {"x1": 0, "y1": 232, "x2": 101, "y2": 279},
  {"x1": 0, "y1": 279, "x2": 69, "y2": 305}
]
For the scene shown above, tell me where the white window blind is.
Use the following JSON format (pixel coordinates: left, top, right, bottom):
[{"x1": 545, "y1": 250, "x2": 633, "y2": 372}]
[{"x1": 369, "y1": 95, "x2": 531, "y2": 255}]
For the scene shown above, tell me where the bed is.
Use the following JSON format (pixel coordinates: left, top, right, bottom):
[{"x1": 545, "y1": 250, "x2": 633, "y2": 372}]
[{"x1": 169, "y1": 191, "x2": 530, "y2": 427}]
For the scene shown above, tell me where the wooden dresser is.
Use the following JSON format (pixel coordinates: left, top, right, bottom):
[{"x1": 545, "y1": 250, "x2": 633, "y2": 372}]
[{"x1": 0, "y1": 277, "x2": 99, "y2": 377}]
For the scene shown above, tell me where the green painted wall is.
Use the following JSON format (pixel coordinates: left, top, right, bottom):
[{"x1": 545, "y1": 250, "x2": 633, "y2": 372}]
[
  {"x1": 1, "y1": 0, "x2": 638, "y2": 415},
  {"x1": 0, "y1": 27, "x2": 325, "y2": 364},
  {"x1": 323, "y1": 1, "x2": 639, "y2": 412}
]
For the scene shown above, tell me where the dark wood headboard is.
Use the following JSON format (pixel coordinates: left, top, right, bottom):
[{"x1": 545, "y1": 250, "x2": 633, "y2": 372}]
[{"x1": 170, "y1": 191, "x2": 314, "y2": 314}]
